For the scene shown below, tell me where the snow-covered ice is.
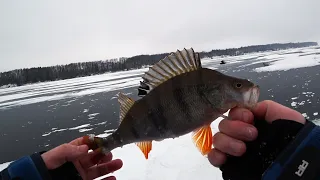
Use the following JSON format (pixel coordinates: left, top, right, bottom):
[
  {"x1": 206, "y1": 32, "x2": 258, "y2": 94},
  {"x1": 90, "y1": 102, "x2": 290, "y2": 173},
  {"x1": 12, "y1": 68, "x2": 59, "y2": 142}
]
[
  {"x1": 88, "y1": 113, "x2": 100, "y2": 117},
  {"x1": 1, "y1": 46, "x2": 320, "y2": 179},
  {"x1": 96, "y1": 114, "x2": 225, "y2": 180},
  {"x1": 79, "y1": 128, "x2": 94, "y2": 133},
  {"x1": 254, "y1": 51, "x2": 320, "y2": 72},
  {"x1": 1, "y1": 46, "x2": 319, "y2": 110},
  {"x1": 1, "y1": 116, "x2": 226, "y2": 180},
  {"x1": 69, "y1": 124, "x2": 91, "y2": 130},
  {"x1": 0, "y1": 162, "x2": 12, "y2": 171}
]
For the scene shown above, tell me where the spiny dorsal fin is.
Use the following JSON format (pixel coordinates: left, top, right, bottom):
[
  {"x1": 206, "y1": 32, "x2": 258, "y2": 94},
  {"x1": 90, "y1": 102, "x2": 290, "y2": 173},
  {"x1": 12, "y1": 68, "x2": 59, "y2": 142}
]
[
  {"x1": 138, "y1": 48, "x2": 202, "y2": 97},
  {"x1": 118, "y1": 92, "x2": 135, "y2": 122}
]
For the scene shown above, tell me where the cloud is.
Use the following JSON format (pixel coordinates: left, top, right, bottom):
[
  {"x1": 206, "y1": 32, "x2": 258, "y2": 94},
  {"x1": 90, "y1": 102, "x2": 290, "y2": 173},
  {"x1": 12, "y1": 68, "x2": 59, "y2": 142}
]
[{"x1": 0, "y1": 0, "x2": 319, "y2": 72}]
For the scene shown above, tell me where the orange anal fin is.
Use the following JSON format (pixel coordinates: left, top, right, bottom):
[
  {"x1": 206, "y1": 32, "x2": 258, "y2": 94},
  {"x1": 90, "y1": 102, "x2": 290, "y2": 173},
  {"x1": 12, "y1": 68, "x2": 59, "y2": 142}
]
[
  {"x1": 136, "y1": 141, "x2": 152, "y2": 159},
  {"x1": 192, "y1": 125, "x2": 213, "y2": 155}
]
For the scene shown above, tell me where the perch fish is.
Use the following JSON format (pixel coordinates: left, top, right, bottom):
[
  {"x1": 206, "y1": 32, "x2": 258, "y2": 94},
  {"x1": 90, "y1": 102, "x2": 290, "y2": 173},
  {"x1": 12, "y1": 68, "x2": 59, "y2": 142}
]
[{"x1": 83, "y1": 48, "x2": 260, "y2": 159}]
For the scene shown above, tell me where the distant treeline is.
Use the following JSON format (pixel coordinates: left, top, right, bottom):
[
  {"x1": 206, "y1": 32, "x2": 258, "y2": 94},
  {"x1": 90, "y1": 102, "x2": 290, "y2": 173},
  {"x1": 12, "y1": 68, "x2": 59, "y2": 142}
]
[
  {"x1": 0, "y1": 41, "x2": 318, "y2": 87},
  {"x1": 200, "y1": 42, "x2": 318, "y2": 57}
]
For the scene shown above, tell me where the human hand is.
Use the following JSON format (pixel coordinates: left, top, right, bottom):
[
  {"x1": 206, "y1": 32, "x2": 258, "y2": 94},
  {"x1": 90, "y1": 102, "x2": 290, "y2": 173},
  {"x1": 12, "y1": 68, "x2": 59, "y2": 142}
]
[
  {"x1": 41, "y1": 137, "x2": 123, "y2": 180},
  {"x1": 208, "y1": 100, "x2": 306, "y2": 167}
]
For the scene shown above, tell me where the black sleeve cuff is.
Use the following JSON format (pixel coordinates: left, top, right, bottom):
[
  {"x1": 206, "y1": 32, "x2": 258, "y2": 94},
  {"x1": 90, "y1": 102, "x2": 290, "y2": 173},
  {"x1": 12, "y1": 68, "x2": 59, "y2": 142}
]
[
  {"x1": 220, "y1": 119, "x2": 307, "y2": 180},
  {"x1": 30, "y1": 152, "x2": 52, "y2": 179},
  {"x1": 262, "y1": 120, "x2": 320, "y2": 179}
]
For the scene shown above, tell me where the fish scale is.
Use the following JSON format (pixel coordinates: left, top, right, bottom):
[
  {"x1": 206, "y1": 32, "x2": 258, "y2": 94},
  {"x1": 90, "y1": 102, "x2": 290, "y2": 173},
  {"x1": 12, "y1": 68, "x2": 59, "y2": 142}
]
[{"x1": 83, "y1": 47, "x2": 260, "y2": 160}]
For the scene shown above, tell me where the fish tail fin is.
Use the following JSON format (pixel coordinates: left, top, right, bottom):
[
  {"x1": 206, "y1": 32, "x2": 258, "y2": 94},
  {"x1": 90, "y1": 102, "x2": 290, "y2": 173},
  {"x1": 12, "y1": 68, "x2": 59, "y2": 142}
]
[
  {"x1": 81, "y1": 93, "x2": 136, "y2": 155},
  {"x1": 82, "y1": 134, "x2": 110, "y2": 154}
]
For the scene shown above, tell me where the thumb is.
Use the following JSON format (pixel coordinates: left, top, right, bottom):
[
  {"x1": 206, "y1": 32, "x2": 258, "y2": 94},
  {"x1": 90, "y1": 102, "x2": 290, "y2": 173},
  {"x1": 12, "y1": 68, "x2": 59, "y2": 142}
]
[
  {"x1": 41, "y1": 144, "x2": 89, "y2": 169},
  {"x1": 252, "y1": 100, "x2": 306, "y2": 124}
]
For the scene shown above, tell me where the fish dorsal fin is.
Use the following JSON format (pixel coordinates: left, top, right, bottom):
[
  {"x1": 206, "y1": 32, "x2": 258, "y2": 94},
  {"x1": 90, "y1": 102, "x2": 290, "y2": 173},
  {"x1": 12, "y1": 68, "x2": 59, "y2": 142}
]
[
  {"x1": 138, "y1": 48, "x2": 202, "y2": 97},
  {"x1": 118, "y1": 92, "x2": 135, "y2": 122}
]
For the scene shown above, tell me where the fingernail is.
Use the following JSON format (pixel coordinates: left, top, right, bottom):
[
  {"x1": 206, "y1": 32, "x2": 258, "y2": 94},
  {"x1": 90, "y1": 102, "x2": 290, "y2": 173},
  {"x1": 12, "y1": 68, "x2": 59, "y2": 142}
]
[
  {"x1": 246, "y1": 127, "x2": 256, "y2": 139},
  {"x1": 242, "y1": 111, "x2": 249, "y2": 122}
]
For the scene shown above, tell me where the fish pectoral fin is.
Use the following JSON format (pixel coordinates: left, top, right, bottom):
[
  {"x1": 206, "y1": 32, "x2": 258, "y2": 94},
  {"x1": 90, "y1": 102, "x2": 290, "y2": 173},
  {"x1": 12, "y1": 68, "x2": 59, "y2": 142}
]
[
  {"x1": 136, "y1": 141, "x2": 152, "y2": 159},
  {"x1": 192, "y1": 125, "x2": 213, "y2": 155}
]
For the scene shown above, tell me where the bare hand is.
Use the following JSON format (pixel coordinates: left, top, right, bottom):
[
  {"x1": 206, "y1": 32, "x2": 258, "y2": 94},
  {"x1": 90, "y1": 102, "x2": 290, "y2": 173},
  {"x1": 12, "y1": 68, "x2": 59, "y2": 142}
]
[
  {"x1": 208, "y1": 100, "x2": 306, "y2": 167},
  {"x1": 41, "y1": 137, "x2": 123, "y2": 180}
]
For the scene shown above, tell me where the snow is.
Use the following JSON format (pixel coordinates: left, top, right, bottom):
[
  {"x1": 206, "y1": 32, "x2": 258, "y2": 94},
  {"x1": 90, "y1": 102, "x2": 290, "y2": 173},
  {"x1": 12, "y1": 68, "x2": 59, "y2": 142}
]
[
  {"x1": 254, "y1": 51, "x2": 320, "y2": 72},
  {"x1": 0, "y1": 68, "x2": 148, "y2": 110},
  {"x1": 69, "y1": 124, "x2": 91, "y2": 130},
  {"x1": 0, "y1": 162, "x2": 12, "y2": 171},
  {"x1": 291, "y1": 102, "x2": 297, "y2": 107},
  {"x1": 302, "y1": 113, "x2": 309, "y2": 119},
  {"x1": 1, "y1": 46, "x2": 320, "y2": 110},
  {"x1": 1, "y1": 46, "x2": 320, "y2": 179},
  {"x1": 42, "y1": 128, "x2": 68, "y2": 136},
  {"x1": 0, "y1": 115, "x2": 226, "y2": 180},
  {"x1": 95, "y1": 115, "x2": 225, "y2": 180},
  {"x1": 79, "y1": 128, "x2": 94, "y2": 133},
  {"x1": 88, "y1": 113, "x2": 100, "y2": 117}
]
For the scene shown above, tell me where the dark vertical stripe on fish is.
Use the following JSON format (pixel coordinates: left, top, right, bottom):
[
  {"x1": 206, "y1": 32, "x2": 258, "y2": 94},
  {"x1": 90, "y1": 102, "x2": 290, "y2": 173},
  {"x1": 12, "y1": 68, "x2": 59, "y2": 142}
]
[
  {"x1": 130, "y1": 126, "x2": 140, "y2": 138},
  {"x1": 197, "y1": 85, "x2": 211, "y2": 105},
  {"x1": 148, "y1": 105, "x2": 168, "y2": 135},
  {"x1": 173, "y1": 88, "x2": 192, "y2": 122}
]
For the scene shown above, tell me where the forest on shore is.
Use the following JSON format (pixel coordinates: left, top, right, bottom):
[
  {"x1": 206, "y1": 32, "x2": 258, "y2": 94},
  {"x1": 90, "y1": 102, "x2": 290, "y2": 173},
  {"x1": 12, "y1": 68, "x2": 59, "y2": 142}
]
[{"x1": 0, "y1": 41, "x2": 318, "y2": 87}]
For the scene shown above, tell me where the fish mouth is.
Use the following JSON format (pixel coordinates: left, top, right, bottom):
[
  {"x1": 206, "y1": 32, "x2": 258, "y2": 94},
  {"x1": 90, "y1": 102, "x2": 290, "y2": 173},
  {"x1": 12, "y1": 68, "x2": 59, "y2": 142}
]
[{"x1": 243, "y1": 85, "x2": 260, "y2": 109}]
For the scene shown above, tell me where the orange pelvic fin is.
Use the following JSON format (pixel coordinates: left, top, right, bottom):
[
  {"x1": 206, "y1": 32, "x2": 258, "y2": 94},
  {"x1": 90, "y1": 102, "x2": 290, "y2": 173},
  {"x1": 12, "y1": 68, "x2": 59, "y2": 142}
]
[
  {"x1": 192, "y1": 125, "x2": 213, "y2": 155},
  {"x1": 136, "y1": 141, "x2": 152, "y2": 159}
]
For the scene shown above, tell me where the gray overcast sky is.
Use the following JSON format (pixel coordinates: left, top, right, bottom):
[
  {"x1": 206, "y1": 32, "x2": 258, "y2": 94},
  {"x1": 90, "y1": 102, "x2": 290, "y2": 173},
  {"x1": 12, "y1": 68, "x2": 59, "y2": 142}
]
[{"x1": 0, "y1": 0, "x2": 319, "y2": 72}]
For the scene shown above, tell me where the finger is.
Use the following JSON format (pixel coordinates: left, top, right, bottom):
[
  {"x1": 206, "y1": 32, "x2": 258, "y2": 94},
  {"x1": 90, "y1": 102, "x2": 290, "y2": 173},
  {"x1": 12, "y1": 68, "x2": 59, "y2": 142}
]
[
  {"x1": 87, "y1": 159, "x2": 123, "y2": 180},
  {"x1": 69, "y1": 136, "x2": 87, "y2": 146},
  {"x1": 207, "y1": 148, "x2": 227, "y2": 167},
  {"x1": 102, "y1": 176, "x2": 116, "y2": 180},
  {"x1": 79, "y1": 148, "x2": 113, "y2": 169},
  {"x1": 41, "y1": 144, "x2": 89, "y2": 169},
  {"x1": 213, "y1": 132, "x2": 246, "y2": 156},
  {"x1": 228, "y1": 107, "x2": 254, "y2": 124},
  {"x1": 252, "y1": 100, "x2": 306, "y2": 124},
  {"x1": 218, "y1": 119, "x2": 258, "y2": 141},
  {"x1": 98, "y1": 152, "x2": 113, "y2": 164}
]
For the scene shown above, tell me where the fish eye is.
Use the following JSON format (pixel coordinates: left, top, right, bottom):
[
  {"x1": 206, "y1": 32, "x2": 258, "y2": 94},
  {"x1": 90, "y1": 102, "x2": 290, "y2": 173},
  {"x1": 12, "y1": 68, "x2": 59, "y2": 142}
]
[{"x1": 236, "y1": 83, "x2": 242, "y2": 88}]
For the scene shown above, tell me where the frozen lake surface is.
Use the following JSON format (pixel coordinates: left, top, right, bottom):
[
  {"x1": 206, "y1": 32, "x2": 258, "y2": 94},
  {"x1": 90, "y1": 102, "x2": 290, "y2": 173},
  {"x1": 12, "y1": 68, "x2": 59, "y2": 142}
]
[{"x1": 1, "y1": 46, "x2": 320, "y2": 180}]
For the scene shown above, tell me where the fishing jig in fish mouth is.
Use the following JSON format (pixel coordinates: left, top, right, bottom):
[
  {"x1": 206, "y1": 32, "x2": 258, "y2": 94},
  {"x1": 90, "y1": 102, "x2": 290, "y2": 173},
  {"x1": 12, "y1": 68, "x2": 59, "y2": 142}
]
[{"x1": 82, "y1": 47, "x2": 260, "y2": 159}]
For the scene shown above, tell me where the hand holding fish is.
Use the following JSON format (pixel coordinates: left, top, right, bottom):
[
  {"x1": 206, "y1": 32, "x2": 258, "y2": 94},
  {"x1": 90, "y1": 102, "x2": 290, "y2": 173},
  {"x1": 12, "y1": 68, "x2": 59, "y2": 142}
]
[
  {"x1": 209, "y1": 100, "x2": 307, "y2": 179},
  {"x1": 207, "y1": 106, "x2": 258, "y2": 167},
  {"x1": 208, "y1": 100, "x2": 306, "y2": 167},
  {"x1": 41, "y1": 137, "x2": 123, "y2": 180}
]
